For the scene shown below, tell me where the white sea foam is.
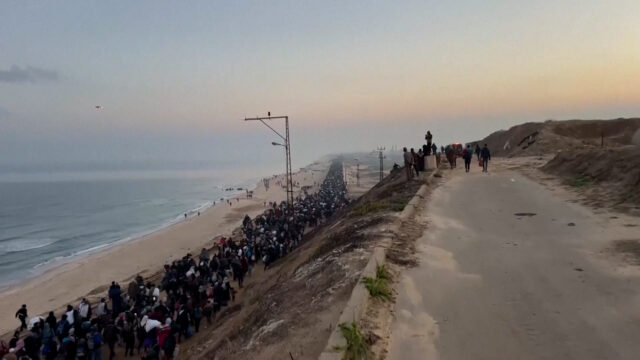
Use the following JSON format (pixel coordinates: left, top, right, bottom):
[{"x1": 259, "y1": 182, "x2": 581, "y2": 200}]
[
  {"x1": 0, "y1": 238, "x2": 58, "y2": 253},
  {"x1": 0, "y1": 174, "x2": 268, "y2": 287},
  {"x1": 32, "y1": 201, "x2": 218, "y2": 271}
]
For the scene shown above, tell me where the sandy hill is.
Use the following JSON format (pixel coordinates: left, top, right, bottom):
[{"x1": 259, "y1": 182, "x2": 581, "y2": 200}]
[
  {"x1": 471, "y1": 118, "x2": 640, "y2": 157},
  {"x1": 541, "y1": 146, "x2": 640, "y2": 209}
]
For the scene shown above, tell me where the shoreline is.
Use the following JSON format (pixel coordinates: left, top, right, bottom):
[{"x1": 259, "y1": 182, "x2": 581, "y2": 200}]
[
  {"x1": 0, "y1": 162, "x2": 330, "y2": 336},
  {"x1": 0, "y1": 186, "x2": 246, "y2": 293}
]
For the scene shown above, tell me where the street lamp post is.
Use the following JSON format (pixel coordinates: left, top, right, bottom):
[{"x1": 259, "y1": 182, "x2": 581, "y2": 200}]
[{"x1": 244, "y1": 114, "x2": 294, "y2": 216}]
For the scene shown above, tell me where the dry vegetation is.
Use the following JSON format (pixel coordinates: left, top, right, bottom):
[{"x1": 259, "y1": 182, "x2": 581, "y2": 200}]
[
  {"x1": 541, "y1": 146, "x2": 640, "y2": 208},
  {"x1": 179, "y1": 167, "x2": 426, "y2": 359}
]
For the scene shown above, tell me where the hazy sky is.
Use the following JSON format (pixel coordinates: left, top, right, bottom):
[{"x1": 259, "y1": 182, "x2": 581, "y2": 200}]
[{"x1": 1, "y1": 1, "x2": 639, "y2": 172}]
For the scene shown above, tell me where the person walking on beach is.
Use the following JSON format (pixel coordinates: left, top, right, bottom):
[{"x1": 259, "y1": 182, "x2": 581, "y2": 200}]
[
  {"x1": 121, "y1": 321, "x2": 135, "y2": 357},
  {"x1": 89, "y1": 326, "x2": 104, "y2": 360},
  {"x1": 78, "y1": 298, "x2": 91, "y2": 322},
  {"x1": 403, "y1": 147, "x2": 413, "y2": 181},
  {"x1": 107, "y1": 282, "x2": 122, "y2": 319},
  {"x1": 463, "y1": 144, "x2": 473, "y2": 173},
  {"x1": 15, "y1": 304, "x2": 28, "y2": 331},
  {"x1": 95, "y1": 298, "x2": 108, "y2": 318},
  {"x1": 103, "y1": 322, "x2": 118, "y2": 360},
  {"x1": 481, "y1": 143, "x2": 491, "y2": 172},
  {"x1": 23, "y1": 327, "x2": 41, "y2": 360}
]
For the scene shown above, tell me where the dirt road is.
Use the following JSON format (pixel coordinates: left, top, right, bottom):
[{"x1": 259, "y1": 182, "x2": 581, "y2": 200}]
[{"x1": 388, "y1": 163, "x2": 640, "y2": 360}]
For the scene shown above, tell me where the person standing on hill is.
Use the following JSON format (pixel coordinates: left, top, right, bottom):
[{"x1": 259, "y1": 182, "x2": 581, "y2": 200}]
[
  {"x1": 481, "y1": 144, "x2": 491, "y2": 172},
  {"x1": 425, "y1": 131, "x2": 433, "y2": 155},
  {"x1": 108, "y1": 282, "x2": 122, "y2": 319},
  {"x1": 463, "y1": 145, "x2": 473, "y2": 173},
  {"x1": 403, "y1": 147, "x2": 413, "y2": 181},
  {"x1": 475, "y1": 144, "x2": 481, "y2": 161},
  {"x1": 15, "y1": 304, "x2": 28, "y2": 331},
  {"x1": 411, "y1": 148, "x2": 420, "y2": 177}
]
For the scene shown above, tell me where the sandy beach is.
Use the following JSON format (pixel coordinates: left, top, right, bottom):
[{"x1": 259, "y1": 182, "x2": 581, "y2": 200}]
[{"x1": 0, "y1": 162, "x2": 329, "y2": 337}]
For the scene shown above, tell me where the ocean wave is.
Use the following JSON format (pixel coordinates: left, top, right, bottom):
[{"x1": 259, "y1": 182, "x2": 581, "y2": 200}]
[
  {"x1": 32, "y1": 242, "x2": 112, "y2": 269},
  {"x1": 187, "y1": 201, "x2": 213, "y2": 215},
  {"x1": 0, "y1": 238, "x2": 58, "y2": 253},
  {"x1": 30, "y1": 201, "x2": 216, "y2": 270}
]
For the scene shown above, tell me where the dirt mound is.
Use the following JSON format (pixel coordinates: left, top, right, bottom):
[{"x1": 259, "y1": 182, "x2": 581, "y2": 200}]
[
  {"x1": 610, "y1": 239, "x2": 640, "y2": 265},
  {"x1": 542, "y1": 146, "x2": 640, "y2": 207},
  {"x1": 633, "y1": 129, "x2": 640, "y2": 145},
  {"x1": 472, "y1": 118, "x2": 640, "y2": 157}
]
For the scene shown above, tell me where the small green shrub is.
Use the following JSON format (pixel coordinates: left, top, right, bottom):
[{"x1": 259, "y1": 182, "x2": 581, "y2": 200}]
[
  {"x1": 351, "y1": 200, "x2": 388, "y2": 216},
  {"x1": 363, "y1": 276, "x2": 389, "y2": 300},
  {"x1": 337, "y1": 322, "x2": 372, "y2": 360},
  {"x1": 568, "y1": 175, "x2": 591, "y2": 187},
  {"x1": 376, "y1": 264, "x2": 391, "y2": 281},
  {"x1": 363, "y1": 264, "x2": 393, "y2": 300},
  {"x1": 388, "y1": 197, "x2": 409, "y2": 212}
]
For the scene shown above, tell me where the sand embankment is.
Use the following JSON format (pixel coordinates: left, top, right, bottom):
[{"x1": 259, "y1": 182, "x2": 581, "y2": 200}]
[
  {"x1": 541, "y1": 146, "x2": 640, "y2": 210},
  {"x1": 0, "y1": 163, "x2": 329, "y2": 336},
  {"x1": 471, "y1": 118, "x2": 640, "y2": 157}
]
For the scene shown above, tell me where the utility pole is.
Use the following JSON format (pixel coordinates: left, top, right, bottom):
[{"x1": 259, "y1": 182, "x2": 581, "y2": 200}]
[
  {"x1": 376, "y1": 147, "x2": 386, "y2": 181},
  {"x1": 343, "y1": 162, "x2": 347, "y2": 185},
  {"x1": 244, "y1": 113, "x2": 294, "y2": 216}
]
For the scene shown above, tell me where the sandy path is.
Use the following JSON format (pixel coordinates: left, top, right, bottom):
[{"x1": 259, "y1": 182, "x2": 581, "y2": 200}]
[
  {"x1": 388, "y1": 160, "x2": 640, "y2": 359},
  {"x1": 0, "y1": 163, "x2": 329, "y2": 336}
]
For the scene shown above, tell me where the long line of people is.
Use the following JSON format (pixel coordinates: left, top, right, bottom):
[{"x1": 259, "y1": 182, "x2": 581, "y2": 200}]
[{"x1": 2, "y1": 160, "x2": 349, "y2": 360}]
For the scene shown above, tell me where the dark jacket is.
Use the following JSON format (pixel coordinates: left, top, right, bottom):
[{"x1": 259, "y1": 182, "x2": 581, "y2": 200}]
[
  {"x1": 15, "y1": 307, "x2": 27, "y2": 319},
  {"x1": 481, "y1": 147, "x2": 491, "y2": 160},
  {"x1": 162, "y1": 333, "x2": 176, "y2": 356}
]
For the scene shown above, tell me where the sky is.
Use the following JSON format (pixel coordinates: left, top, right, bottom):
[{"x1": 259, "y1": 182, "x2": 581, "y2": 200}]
[{"x1": 1, "y1": 0, "x2": 640, "y2": 174}]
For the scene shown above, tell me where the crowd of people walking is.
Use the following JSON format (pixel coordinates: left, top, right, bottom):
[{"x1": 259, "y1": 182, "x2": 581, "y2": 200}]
[
  {"x1": 403, "y1": 130, "x2": 492, "y2": 180},
  {"x1": 2, "y1": 161, "x2": 349, "y2": 360}
]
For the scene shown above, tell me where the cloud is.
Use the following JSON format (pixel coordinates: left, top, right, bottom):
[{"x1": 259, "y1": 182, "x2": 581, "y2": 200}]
[{"x1": 0, "y1": 65, "x2": 59, "y2": 83}]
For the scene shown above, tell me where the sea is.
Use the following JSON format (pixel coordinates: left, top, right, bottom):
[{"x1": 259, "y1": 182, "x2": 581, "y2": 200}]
[{"x1": 0, "y1": 167, "x2": 271, "y2": 288}]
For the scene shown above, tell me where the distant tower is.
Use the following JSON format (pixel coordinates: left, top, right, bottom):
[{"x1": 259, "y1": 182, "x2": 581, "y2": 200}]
[{"x1": 376, "y1": 147, "x2": 386, "y2": 181}]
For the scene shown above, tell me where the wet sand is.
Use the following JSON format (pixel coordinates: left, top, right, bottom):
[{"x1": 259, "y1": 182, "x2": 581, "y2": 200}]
[{"x1": 0, "y1": 163, "x2": 329, "y2": 336}]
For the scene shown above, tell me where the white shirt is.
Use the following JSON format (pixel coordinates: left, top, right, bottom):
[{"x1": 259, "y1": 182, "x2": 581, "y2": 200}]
[
  {"x1": 145, "y1": 319, "x2": 162, "y2": 332},
  {"x1": 66, "y1": 310, "x2": 75, "y2": 325},
  {"x1": 79, "y1": 303, "x2": 89, "y2": 318},
  {"x1": 95, "y1": 302, "x2": 106, "y2": 317}
]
